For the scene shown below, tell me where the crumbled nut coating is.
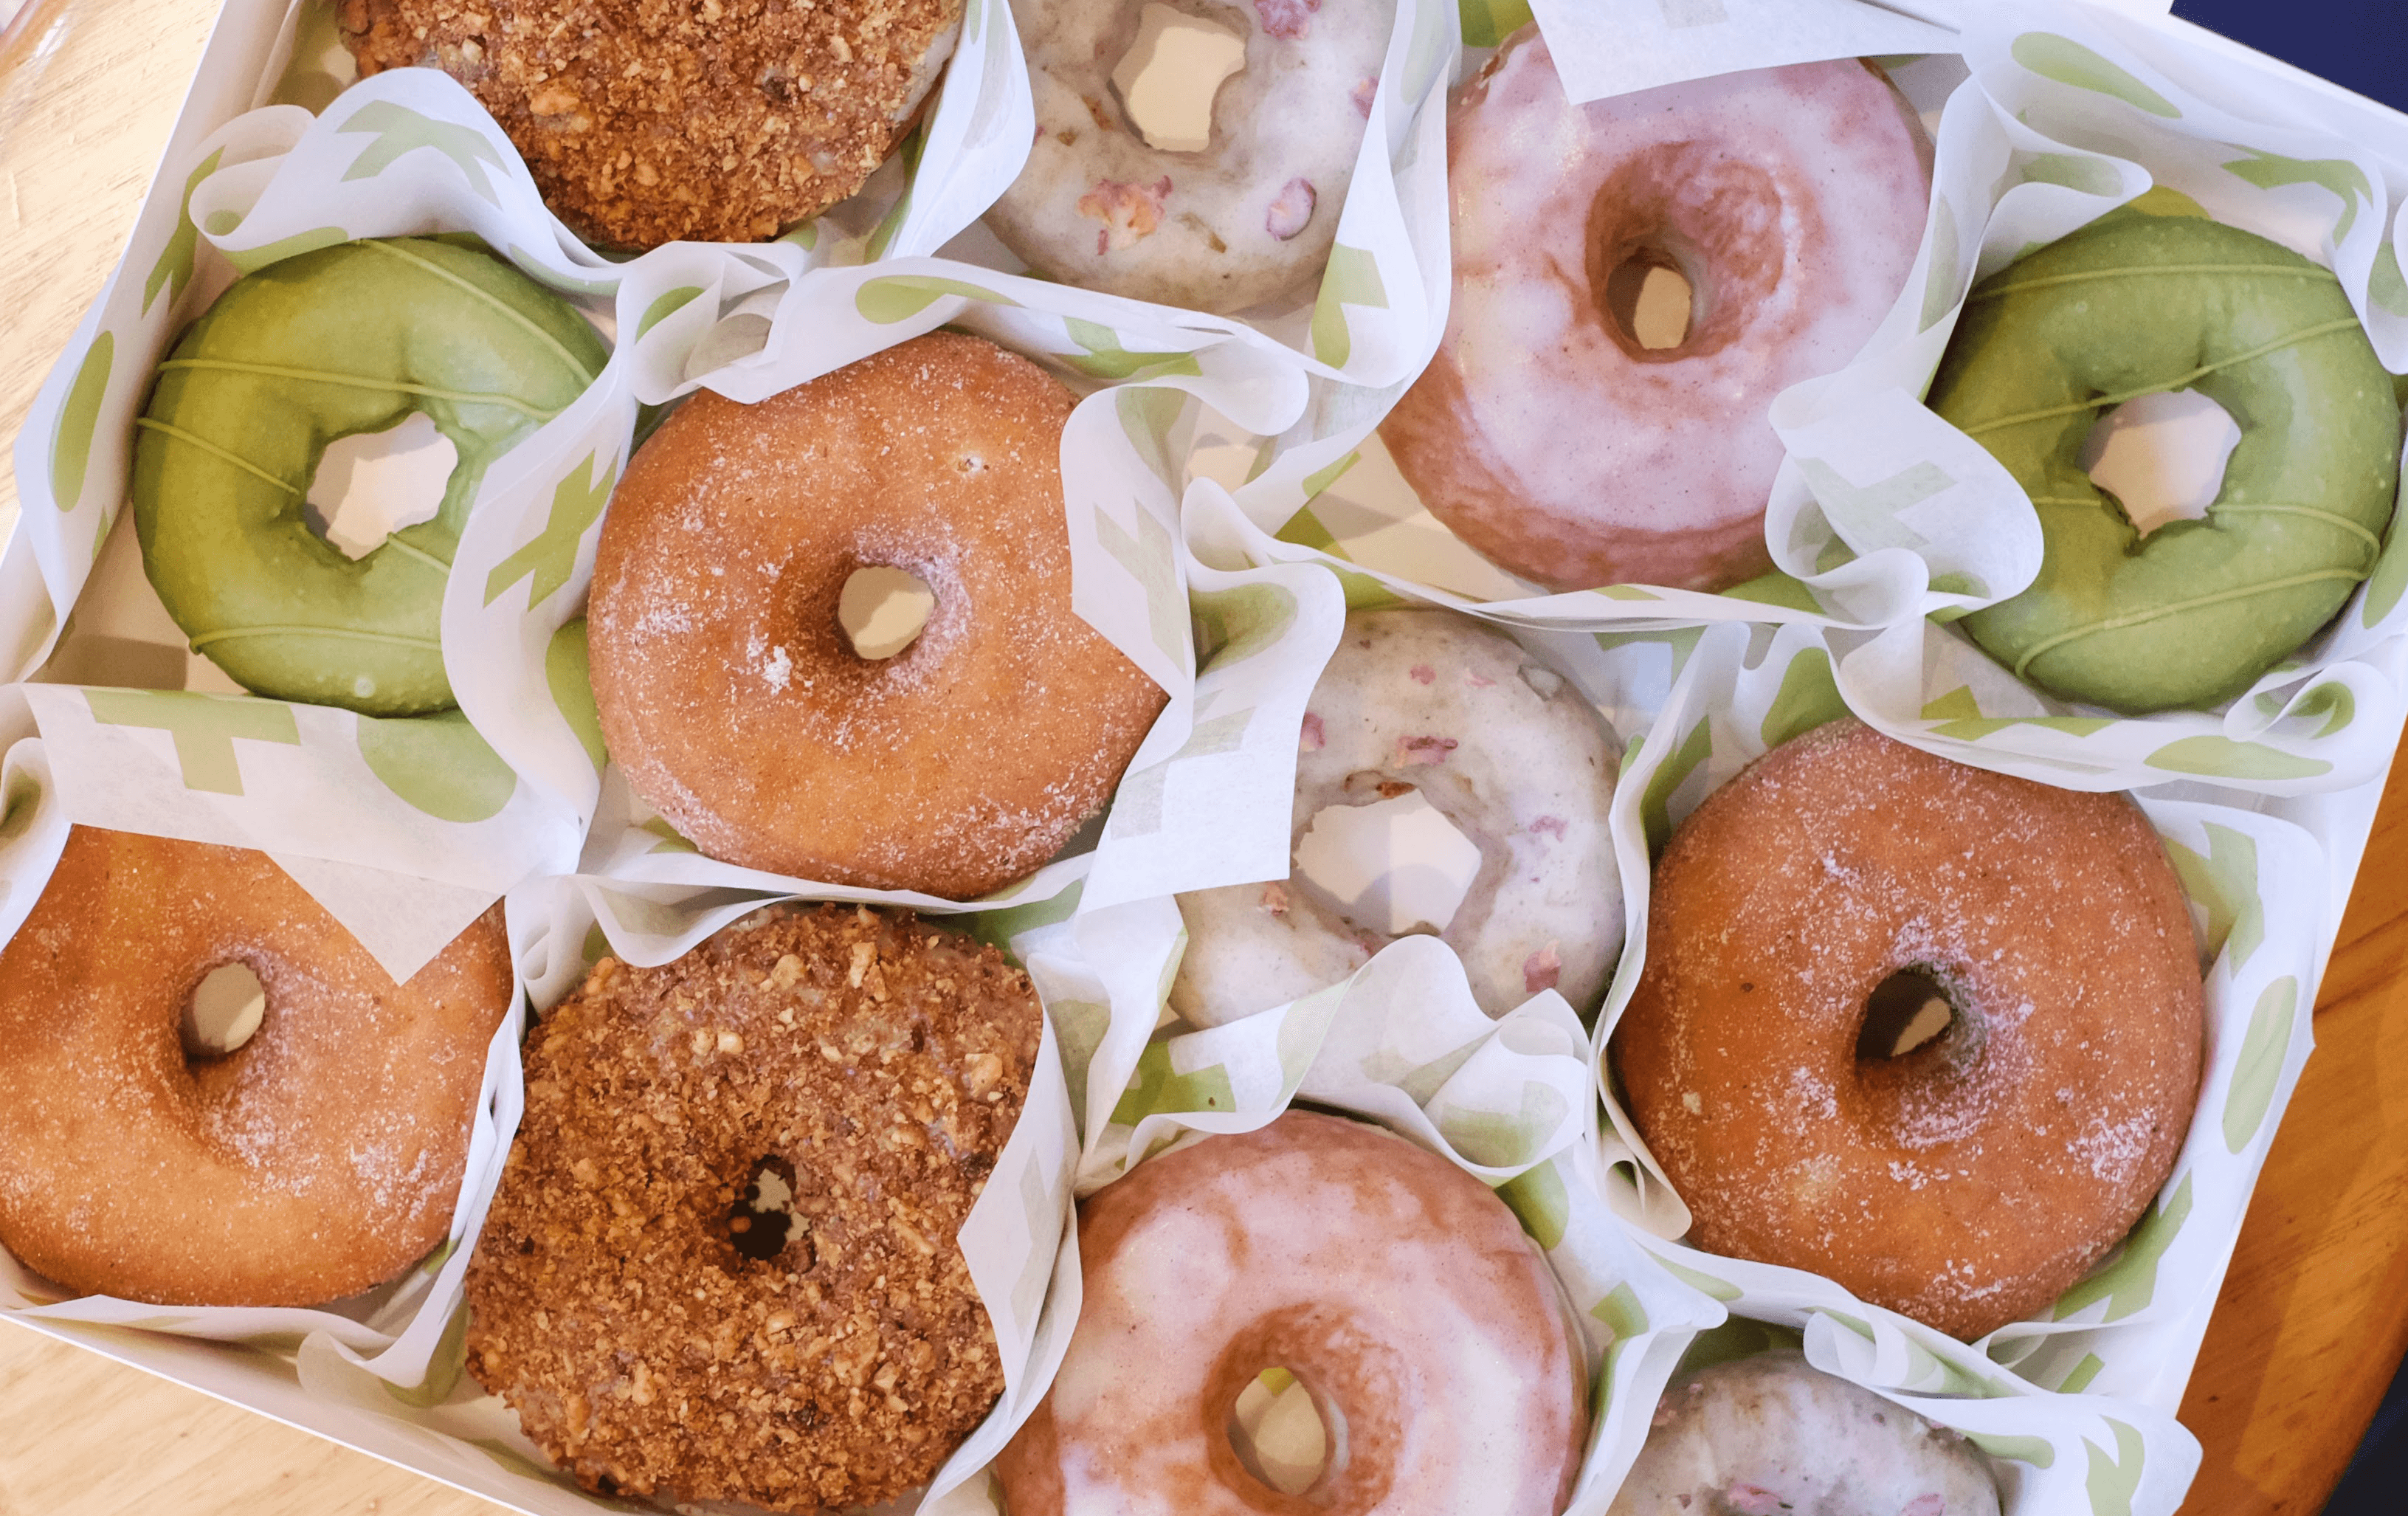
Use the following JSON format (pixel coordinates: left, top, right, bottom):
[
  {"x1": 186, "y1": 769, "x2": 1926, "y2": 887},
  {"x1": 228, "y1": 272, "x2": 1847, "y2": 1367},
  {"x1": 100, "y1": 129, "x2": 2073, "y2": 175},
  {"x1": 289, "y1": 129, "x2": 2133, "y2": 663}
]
[
  {"x1": 463, "y1": 905, "x2": 1040, "y2": 1509},
  {"x1": 339, "y1": 0, "x2": 965, "y2": 247}
]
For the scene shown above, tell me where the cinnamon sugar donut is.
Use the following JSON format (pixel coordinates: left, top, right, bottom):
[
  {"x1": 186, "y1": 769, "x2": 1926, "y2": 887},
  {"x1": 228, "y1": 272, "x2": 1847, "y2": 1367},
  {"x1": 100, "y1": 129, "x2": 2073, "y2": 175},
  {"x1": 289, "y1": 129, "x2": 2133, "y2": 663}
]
[
  {"x1": 1612, "y1": 721, "x2": 2204, "y2": 1340},
  {"x1": 587, "y1": 332, "x2": 1165, "y2": 897},
  {"x1": 1379, "y1": 32, "x2": 1931, "y2": 592},
  {"x1": 463, "y1": 905, "x2": 1042, "y2": 1511},
  {"x1": 0, "y1": 827, "x2": 512, "y2": 1306},
  {"x1": 996, "y1": 1112, "x2": 1584, "y2": 1516},
  {"x1": 341, "y1": 0, "x2": 964, "y2": 248}
]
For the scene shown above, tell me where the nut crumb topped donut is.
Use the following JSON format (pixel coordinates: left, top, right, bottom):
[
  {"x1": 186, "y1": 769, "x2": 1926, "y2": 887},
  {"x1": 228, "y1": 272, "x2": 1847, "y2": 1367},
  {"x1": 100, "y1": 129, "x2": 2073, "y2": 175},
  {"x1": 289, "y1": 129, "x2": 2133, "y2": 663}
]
[
  {"x1": 587, "y1": 331, "x2": 1165, "y2": 897},
  {"x1": 0, "y1": 827, "x2": 512, "y2": 1306},
  {"x1": 340, "y1": 0, "x2": 965, "y2": 248},
  {"x1": 1613, "y1": 721, "x2": 2204, "y2": 1340},
  {"x1": 463, "y1": 905, "x2": 1043, "y2": 1512}
]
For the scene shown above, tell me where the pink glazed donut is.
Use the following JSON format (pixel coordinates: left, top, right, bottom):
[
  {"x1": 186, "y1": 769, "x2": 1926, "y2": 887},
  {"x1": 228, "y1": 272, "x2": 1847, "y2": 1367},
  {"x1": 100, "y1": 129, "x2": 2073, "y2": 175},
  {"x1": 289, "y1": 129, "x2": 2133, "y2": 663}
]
[
  {"x1": 1379, "y1": 30, "x2": 1931, "y2": 593},
  {"x1": 996, "y1": 1112, "x2": 1584, "y2": 1516}
]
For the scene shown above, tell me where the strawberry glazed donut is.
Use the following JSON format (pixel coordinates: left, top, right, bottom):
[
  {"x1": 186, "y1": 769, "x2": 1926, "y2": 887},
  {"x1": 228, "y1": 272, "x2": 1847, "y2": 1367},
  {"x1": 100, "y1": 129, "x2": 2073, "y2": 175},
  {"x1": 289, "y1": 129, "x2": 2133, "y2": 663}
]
[
  {"x1": 997, "y1": 1112, "x2": 1584, "y2": 1516},
  {"x1": 987, "y1": 0, "x2": 1393, "y2": 314},
  {"x1": 1380, "y1": 30, "x2": 1931, "y2": 592}
]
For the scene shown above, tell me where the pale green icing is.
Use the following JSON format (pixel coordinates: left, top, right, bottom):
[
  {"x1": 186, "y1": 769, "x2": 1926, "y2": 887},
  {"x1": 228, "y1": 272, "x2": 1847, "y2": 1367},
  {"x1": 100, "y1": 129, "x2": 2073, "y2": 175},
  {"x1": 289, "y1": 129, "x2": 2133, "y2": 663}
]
[{"x1": 131, "y1": 237, "x2": 607, "y2": 714}]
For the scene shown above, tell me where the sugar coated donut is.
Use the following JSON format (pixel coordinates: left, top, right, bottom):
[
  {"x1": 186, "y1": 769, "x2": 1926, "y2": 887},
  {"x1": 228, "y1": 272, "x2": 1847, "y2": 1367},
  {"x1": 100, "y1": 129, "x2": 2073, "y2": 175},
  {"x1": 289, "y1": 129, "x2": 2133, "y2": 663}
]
[
  {"x1": 987, "y1": 0, "x2": 1391, "y2": 313},
  {"x1": 1931, "y1": 206, "x2": 2402, "y2": 713},
  {"x1": 1610, "y1": 1351, "x2": 1999, "y2": 1516},
  {"x1": 132, "y1": 238, "x2": 606, "y2": 715},
  {"x1": 1171, "y1": 609, "x2": 1622, "y2": 1025},
  {"x1": 587, "y1": 331, "x2": 1165, "y2": 897},
  {"x1": 343, "y1": 0, "x2": 963, "y2": 248},
  {"x1": 1613, "y1": 720, "x2": 2203, "y2": 1340},
  {"x1": 463, "y1": 906, "x2": 1041, "y2": 1511},
  {"x1": 0, "y1": 826, "x2": 512, "y2": 1306},
  {"x1": 996, "y1": 1112, "x2": 1584, "y2": 1516},
  {"x1": 1380, "y1": 32, "x2": 1930, "y2": 592}
]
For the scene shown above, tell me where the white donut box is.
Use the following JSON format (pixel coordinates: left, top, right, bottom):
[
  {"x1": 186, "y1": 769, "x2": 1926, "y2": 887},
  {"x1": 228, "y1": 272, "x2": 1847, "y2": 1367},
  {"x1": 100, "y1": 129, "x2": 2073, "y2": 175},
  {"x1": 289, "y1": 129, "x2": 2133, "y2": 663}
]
[{"x1": 5, "y1": 1, "x2": 2408, "y2": 1514}]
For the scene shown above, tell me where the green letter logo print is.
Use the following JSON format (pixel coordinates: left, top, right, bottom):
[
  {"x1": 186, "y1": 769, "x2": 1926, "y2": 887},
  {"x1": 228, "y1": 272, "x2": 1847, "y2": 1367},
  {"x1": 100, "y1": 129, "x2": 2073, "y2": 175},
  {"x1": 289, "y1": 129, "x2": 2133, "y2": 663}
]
[
  {"x1": 1110, "y1": 1040, "x2": 1237, "y2": 1126},
  {"x1": 339, "y1": 100, "x2": 509, "y2": 204},
  {"x1": 145, "y1": 148, "x2": 227, "y2": 314},
  {"x1": 1064, "y1": 318, "x2": 1202, "y2": 382},
  {"x1": 1091, "y1": 503, "x2": 1187, "y2": 668},
  {"x1": 2010, "y1": 34, "x2": 2181, "y2": 119},
  {"x1": 853, "y1": 275, "x2": 1015, "y2": 325},
  {"x1": 1310, "y1": 247, "x2": 1389, "y2": 370},
  {"x1": 546, "y1": 619, "x2": 609, "y2": 773},
  {"x1": 2160, "y1": 821, "x2": 2263, "y2": 968},
  {"x1": 485, "y1": 455, "x2": 618, "y2": 609},
  {"x1": 2054, "y1": 1174, "x2": 2192, "y2": 1323},
  {"x1": 85, "y1": 689, "x2": 302, "y2": 796},
  {"x1": 50, "y1": 332, "x2": 114, "y2": 512},
  {"x1": 2223, "y1": 976, "x2": 2299, "y2": 1153},
  {"x1": 2083, "y1": 1419, "x2": 2147, "y2": 1516},
  {"x1": 356, "y1": 709, "x2": 518, "y2": 823},
  {"x1": 2223, "y1": 149, "x2": 2374, "y2": 241}
]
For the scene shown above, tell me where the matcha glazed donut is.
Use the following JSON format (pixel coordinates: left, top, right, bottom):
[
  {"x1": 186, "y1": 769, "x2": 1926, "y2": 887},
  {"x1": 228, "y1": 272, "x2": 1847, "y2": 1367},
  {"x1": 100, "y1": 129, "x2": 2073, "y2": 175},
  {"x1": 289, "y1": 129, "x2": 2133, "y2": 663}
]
[
  {"x1": 131, "y1": 237, "x2": 607, "y2": 715},
  {"x1": 1927, "y1": 207, "x2": 2401, "y2": 714}
]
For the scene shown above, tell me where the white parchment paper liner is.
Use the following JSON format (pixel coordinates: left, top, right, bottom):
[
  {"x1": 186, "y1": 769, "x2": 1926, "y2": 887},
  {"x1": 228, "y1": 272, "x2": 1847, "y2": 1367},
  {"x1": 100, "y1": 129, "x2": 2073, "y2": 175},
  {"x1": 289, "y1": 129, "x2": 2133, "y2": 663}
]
[
  {"x1": 1769, "y1": 0, "x2": 2408, "y2": 794},
  {"x1": 1581, "y1": 620, "x2": 2329, "y2": 1430}
]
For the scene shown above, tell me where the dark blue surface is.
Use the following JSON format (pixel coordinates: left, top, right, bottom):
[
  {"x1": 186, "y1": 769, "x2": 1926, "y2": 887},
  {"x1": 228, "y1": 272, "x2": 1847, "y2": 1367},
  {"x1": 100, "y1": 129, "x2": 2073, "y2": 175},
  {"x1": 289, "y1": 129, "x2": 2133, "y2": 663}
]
[{"x1": 2154, "y1": 11, "x2": 2408, "y2": 1512}]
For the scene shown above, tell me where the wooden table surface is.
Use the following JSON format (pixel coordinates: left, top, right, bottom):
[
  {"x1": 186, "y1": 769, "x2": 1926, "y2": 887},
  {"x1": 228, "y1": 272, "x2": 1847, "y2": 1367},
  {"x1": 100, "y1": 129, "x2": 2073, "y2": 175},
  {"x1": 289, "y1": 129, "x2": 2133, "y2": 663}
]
[{"x1": 4, "y1": 0, "x2": 2408, "y2": 1510}]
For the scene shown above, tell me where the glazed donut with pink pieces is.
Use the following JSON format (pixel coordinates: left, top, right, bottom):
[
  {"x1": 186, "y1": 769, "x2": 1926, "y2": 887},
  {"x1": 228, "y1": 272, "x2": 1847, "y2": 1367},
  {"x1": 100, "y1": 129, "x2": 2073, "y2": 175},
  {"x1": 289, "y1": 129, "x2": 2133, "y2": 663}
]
[
  {"x1": 988, "y1": 0, "x2": 1393, "y2": 314},
  {"x1": 1380, "y1": 28, "x2": 1932, "y2": 592}
]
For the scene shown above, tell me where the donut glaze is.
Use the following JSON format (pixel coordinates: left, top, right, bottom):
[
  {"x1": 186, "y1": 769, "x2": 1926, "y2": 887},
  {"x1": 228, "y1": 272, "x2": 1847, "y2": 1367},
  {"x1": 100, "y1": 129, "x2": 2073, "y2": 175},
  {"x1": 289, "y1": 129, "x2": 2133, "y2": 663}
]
[
  {"x1": 1172, "y1": 609, "x2": 1622, "y2": 1024},
  {"x1": 1610, "y1": 1351, "x2": 1999, "y2": 1516},
  {"x1": 587, "y1": 333, "x2": 1165, "y2": 897},
  {"x1": 0, "y1": 827, "x2": 512, "y2": 1306},
  {"x1": 996, "y1": 1112, "x2": 1584, "y2": 1516},
  {"x1": 1380, "y1": 32, "x2": 1930, "y2": 592},
  {"x1": 989, "y1": 0, "x2": 1393, "y2": 313},
  {"x1": 1613, "y1": 721, "x2": 2204, "y2": 1340},
  {"x1": 1931, "y1": 209, "x2": 2401, "y2": 712}
]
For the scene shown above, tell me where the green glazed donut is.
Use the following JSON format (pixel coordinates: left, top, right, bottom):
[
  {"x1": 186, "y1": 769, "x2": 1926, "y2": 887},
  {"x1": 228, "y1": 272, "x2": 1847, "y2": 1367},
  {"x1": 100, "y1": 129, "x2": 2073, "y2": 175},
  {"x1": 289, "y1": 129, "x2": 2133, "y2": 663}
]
[
  {"x1": 131, "y1": 237, "x2": 607, "y2": 715},
  {"x1": 1928, "y1": 207, "x2": 2401, "y2": 713}
]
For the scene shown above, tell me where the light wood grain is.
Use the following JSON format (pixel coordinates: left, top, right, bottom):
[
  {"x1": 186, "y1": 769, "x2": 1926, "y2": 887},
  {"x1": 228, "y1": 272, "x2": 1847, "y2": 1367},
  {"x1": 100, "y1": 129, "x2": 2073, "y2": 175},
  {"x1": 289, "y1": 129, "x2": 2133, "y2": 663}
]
[
  {"x1": 0, "y1": 1318, "x2": 508, "y2": 1515},
  {"x1": 4, "y1": 0, "x2": 2408, "y2": 1509}
]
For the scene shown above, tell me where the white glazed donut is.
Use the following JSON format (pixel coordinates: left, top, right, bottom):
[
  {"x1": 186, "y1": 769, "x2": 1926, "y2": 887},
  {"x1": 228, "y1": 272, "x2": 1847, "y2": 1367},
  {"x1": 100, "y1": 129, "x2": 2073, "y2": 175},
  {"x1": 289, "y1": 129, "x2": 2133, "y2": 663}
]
[
  {"x1": 987, "y1": 0, "x2": 1392, "y2": 314},
  {"x1": 995, "y1": 1113, "x2": 1587, "y2": 1516},
  {"x1": 1610, "y1": 1352, "x2": 2001, "y2": 1516},
  {"x1": 1379, "y1": 30, "x2": 1931, "y2": 592},
  {"x1": 1172, "y1": 609, "x2": 1621, "y2": 1025}
]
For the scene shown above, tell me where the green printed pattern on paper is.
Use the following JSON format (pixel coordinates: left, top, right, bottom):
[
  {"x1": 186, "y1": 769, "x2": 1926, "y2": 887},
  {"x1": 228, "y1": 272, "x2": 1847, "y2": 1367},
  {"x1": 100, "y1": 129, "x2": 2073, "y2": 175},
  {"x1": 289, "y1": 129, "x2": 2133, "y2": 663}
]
[
  {"x1": 2011, "y1": 33, "x2": 2181, "y2": 118},
  {"x1": 84, "y1": 689, "x2": 302, "y2": 795},
  {"x1": 2054, "y1": 1174, "x2": 2192, "y2": 1323},
  {"x1": 1310, "y1": 246, "x2": 1388, "y2": 370},
  {"x1": 50, "y1": 332, "x2": 114, "y2": 511},
  {"x1": 484, "y1": 455, "x2": 617, "y2": 609},
  {"x1": 1110, "y1": 1038, "x2": 1236, "y2": 1126},
  {"x1": 339, "y1": 100, "x2": 510, "y2": 204},
  {"x1": 2161, "y1": 821, "x2": 2263, "y2": 968},
  {"x1": 357, "y1": 709, "x2": 517, "y2": 822},
  {"x1": 2224, "y1": 976, "x2": 2300, "y2": 1153}
]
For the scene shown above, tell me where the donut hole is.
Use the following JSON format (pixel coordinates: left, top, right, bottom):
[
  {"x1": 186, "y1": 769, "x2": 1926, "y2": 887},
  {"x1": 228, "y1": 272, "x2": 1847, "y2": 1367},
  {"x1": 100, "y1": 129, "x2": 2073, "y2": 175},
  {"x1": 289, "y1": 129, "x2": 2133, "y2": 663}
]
[
  {"x1": 1601, "y1": 252, "x2": 1697, "y2": 354},
  {"x1": 1227, "y1": 1366, "x2": 1334, "y2": 1498},
  {"x1": 2079, "y1": 388, "x2": 2243, "y2": 539},
  {"x1": 1857, "y1": 968, "x2": 1956, "y2": 1061},
  {"x1": 726, "y1": 1154, "x2": 810, "y2": 1267},
  {"x1": 838, "y1": 565, "x2": 937, "y2": 661},
  {"x1": 304, "y1": 411, "x2": 457, "y2": 560},
  {"x1": 1586, "y1": 143, "x2": 1780, "y2": 364},
  {"x1": 182, "y1": 961, "x2": 266, "y2": 1060}
]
